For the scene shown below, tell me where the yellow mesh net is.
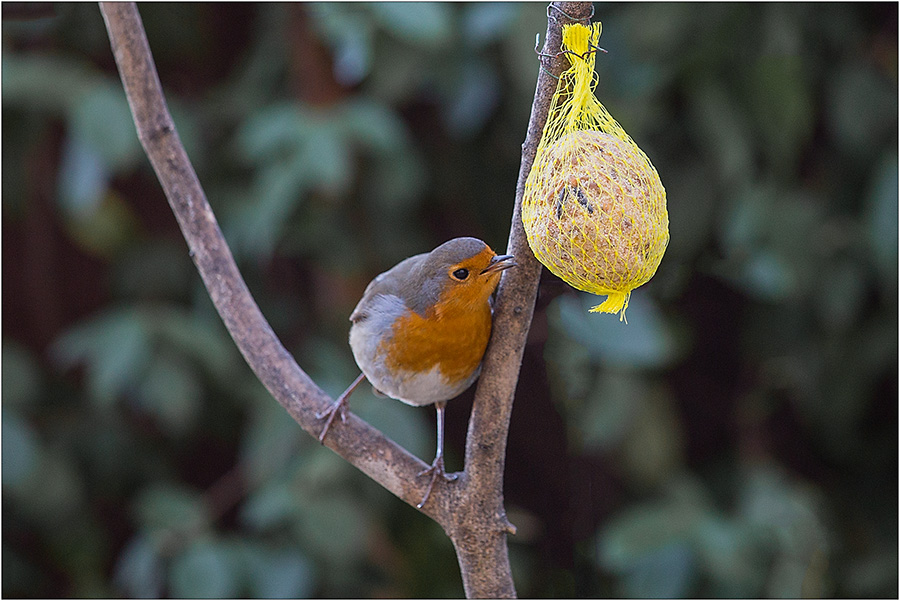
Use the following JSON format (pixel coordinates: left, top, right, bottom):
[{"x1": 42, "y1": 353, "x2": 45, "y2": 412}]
[{"x1": 522, "y1": 22, "x2": 669, "y2": 320}]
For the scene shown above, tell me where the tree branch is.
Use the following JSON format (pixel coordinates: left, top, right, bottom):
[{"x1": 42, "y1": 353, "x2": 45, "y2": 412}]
[
  {"x1": 98, "y1": 0, "x2": 439, "y2": 516},
  {"x1": 99, "y1": 2, "x2": 592, "y2": 598},
  {"x1": 443, "y1": 3, "x2": 595, "y2": 597}
]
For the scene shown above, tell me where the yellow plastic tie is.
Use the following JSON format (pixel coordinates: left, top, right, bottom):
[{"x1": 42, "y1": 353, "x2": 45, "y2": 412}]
[
  {"x1": 589, "y1": 291, "x2": 630, "y2": 322},
  {"x1": 561, "y1": 22, "x2": 599, "y2": 127}
]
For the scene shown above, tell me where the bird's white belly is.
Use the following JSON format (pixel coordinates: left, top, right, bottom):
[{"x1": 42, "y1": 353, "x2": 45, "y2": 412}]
[{"x1": 382, "y1": 363, "x2": 480, "y2": 406}]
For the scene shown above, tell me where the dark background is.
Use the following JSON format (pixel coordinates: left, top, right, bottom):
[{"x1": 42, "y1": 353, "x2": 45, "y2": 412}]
[{"x1": 3, "y1": 2, "x2": 897, "y2": 597}]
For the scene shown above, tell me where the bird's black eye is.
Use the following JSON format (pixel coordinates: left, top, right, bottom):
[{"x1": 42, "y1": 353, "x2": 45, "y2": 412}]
[{"x1": 452, "y1": 268, "x2": 469, "y2": 281}]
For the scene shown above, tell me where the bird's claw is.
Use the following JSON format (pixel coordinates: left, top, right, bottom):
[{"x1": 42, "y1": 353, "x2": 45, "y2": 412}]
[
  {"x1": 316, "y1": 399, "x2": 347, "y2": 443},
  {"x1": 317, "y1": 373, "x2": 366, "y2": 443},
  {"x1": 415, "y1": 457, "x2": 456, "y2": 509}
]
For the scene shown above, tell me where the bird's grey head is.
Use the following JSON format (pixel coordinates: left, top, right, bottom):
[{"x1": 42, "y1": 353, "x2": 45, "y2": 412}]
[{"x1": 405, "y1": 237, "x2": 490, "y2": 315}]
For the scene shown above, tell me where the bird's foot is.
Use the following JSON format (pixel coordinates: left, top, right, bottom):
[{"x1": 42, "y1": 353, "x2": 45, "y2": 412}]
[
  {"x1": 416, "y1": 456, "x2": 457, "y2": 509},
  {"x1": 315, "y1": 397, "x2": 347, "y2": 443},
  {"x1": 316, "y1": 373, "x2": 366, "y2": 443}
]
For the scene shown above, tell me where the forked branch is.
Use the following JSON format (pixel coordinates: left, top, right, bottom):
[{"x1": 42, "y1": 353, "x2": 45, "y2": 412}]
[{"x1": 99, "y1": 2, "x2": 592, "y2": 597}]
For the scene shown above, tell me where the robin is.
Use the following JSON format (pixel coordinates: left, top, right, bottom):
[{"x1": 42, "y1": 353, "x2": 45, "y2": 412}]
[{"x1": 317, "y1": 237, "x2": 516, "y2": 508}]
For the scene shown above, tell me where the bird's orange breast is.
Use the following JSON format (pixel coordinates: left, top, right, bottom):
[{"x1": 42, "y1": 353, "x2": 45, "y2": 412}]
[{"x1": 379, "y1": 302, "x2": 493, "y2": 387}]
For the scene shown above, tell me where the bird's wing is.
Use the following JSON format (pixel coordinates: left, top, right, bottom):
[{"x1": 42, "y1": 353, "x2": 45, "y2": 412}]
[{"x1": 349, "y1": 253, "x2": 427, "y2": 323}]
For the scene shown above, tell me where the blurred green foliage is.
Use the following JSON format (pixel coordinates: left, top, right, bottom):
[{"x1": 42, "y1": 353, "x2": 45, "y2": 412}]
[{"x1": 2, "y1": 2, "x2": 897, "y2": 598}]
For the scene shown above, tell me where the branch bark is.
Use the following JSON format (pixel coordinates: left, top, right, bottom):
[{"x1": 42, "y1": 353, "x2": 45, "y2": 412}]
[
  {"x1": 446, "y1": 3, "x2": 595, "y2": 597},
  {"x1": 98, "y1": 0, "x2": 434, "y2": 516},
  {"x1": 99, "y1": 2, "x2": 592, "y2": 598}
]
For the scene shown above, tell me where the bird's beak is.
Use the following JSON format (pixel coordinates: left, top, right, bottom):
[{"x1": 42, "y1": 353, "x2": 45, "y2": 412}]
[{"x1": 480, "y1": 254, "x2": 517, "y2": 275}]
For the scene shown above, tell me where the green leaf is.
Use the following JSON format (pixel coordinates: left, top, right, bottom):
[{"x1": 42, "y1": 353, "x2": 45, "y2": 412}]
[
  {"x1": 578, "y1": 371, "x2": 646, "y2": 450},
  {"x1": 338, "y1": 98, "x2": 408, "y2": 152},
  {"x1": 599, "y1": 476, "x2": 712, "y2": 571},
  {"x1": 309, "y1": 5, "x2": 374, "y2": 86},
  {"x1": 303, "y1": 123, "x2": 352, "y2": 193},
  {"x1": 56, "y1": 135, "x2": 109, "y2": 218},
  {"x1": 244, "y1": 546, "x2": 315, "y2": 598},
  {"x1": 241, "y1": 480, "x2": 297, "y2": 531},
  {"x1": 693, "y1": 516, "x2": 767, "y2": 596},
  {"x1": 169, "y1": 540, "x2": 239, "y2": 599},
  {"x1": 68, "y1": 82, "x2": 142, "y2": 171},
  {"x1": 295, "y1": 446, "x2": 354, "y2": 492},
  {"x1": 688, "y1": 83, "x2": 753, "y2": 186},
  {"x1": 462, "y1": 2, "x2": 520, "y2": 47},
  {"x1": 623, "y1": 2, "x2": 695, "y2": 57},
  {"x1": 113, "y1": 536, "x2": 164, "y2": 599},
  {"x1": 51, "y1": 308, "x2": 151, "y2": 407},
  {"x1": 864, "y1": 153, "x2": 899, "y2": 291},
  {"x1": 815, "y1": 258, "x2": 867, "y2": 331},
  {"x1": 740, "y1": 249, "x2": 797, "y2": 301},
  {"x1": 1, "y1": 53, "x2": 96, "y2": 113},
  {"x1": 368, "y1": 151, "x2": 427, "y2": 210},
  {"x1": 743, "y1": 8, "x2": 811, "y2": 170},
  {"x1": 369, "y1": 2, "x2": 453, "y2": 46},
  {"x1": 737, "y1": 466, "x2": 827, "y2": 557},
  {"x1": 240, "y1": 395, "x2": 305, "y2": 484},
  {"x1": 356, "y1": 390, "x2": 432, "y2": 463},
  {"x1": 257, "y1": 152, "x2": 307, "y2": 204},
  {"x1": 543, "y1": 322, "x2": 594, "y2": 408},
  {"x1": 827, "y1": 61, "x2": 897, "y2": 158},
  {"x1": 600, "y1": 504, "x2": 693, "y2": 572},
  {"x1": 620, "y1": 541, "x2": 695, "y2": 598},
  {"x1": 365, "y1": 41, "x2": 424, "y2": 103},
  {"x1": 333, "y1": 23, "x2": 373, "y2": 86},
  {"x1": 661, "y1": 163, "x2": 718, "y2": 260},
  {"x1": 442, "y1": 58, "x2": 500, "y2": 138},
  {"x1": 2, "y1": 340, "x2": 41, "y2": 408},
  {"x1": 135, "y1": 484, "x2": 209, "y2": 540},
  {"x1": 2, "y1": 414, "x2": 40, "y2": 488},
  {"x1": 13, "y1": 448, "x2": 86, "y2": 521},
  {"x1": 719, "y1": 185, "x2": 825, "y2": 300},
  {"x1": 619, "y1": 391, "x2": 685, "y2": 488},
  {"x1": 136, "y1": 352, "x2": 202, "y2": 436},
  {"x1": 237, "y1": 104, "x2": 306, "y2": 163},
  {"x1": 553, "y1": 293, "x2": 679, "y2": 369},
  {"x1": 294, "y1": 493, "x2": 370, "y2": 564},
  {"x1": 767, "y1": 551, "x2": 817, "y2": 597},
  {"x1": 719, "y1": 184, "x2": 771, "y2": 253},
  {"x1": 226, "y1": 159, "x2": 307, "y2": 259},
  {"x1": 150, "y1": 307, "x2": 236, "y2": 381}
]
